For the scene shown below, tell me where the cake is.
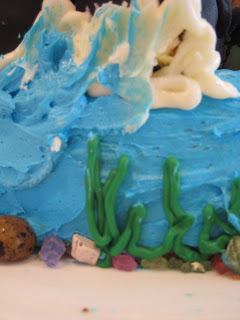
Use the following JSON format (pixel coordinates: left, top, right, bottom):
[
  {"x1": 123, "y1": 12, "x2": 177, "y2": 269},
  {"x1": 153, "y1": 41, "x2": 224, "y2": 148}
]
[{"x1": 0, "y1": 0, "x2": 240, "y2": 272}]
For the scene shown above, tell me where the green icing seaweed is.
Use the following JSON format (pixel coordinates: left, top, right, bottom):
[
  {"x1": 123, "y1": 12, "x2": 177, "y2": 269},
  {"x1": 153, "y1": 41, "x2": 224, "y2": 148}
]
[
  {"x1": 229, "y1": 178, "x2": 240, "y2": 216},
  {"x1": 227, "y1": 178, "x2": 240, "y2": 232},
  {"x1": 199, "y1": 205, "x2": 232, "y2": 255},
  {"x1": 198, "y1": 178, "x2": 240, "y2": 256},
  {"x1": 85, "y1": 137, "x2": 111, "y2": 248},
  {"x1": 84, "y1": 136, "x2": 240, "y2": 268},
  {"x1": 128, "y1": 157, "x2": 206, "y2": 262}
]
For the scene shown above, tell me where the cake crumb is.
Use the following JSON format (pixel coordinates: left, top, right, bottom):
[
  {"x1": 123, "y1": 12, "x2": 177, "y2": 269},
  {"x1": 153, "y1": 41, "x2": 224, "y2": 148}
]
[{"x1": 185, "y1": 293, "x2": 193, "y2": 297}]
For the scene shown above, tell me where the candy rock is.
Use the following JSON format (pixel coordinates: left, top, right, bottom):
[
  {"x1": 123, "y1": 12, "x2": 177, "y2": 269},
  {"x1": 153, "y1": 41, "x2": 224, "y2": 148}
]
[
  {"x1": 222, "y1": 236, "x2": 240, "y2": 274},
  {"x1": 211, "y1": 254, "x2": 230, "y2": 275},
  {"x1": 201, "y1": 261, "x2": 212, "y2": 271},
  {"x1": 141, "y1": 256, "x2": 169, "y2": 269},
  {"x1": 39, "y1": 234, "x2": 66, "y2": 267},
  {"x1": 168, "y1": 257, "x2": 184, "y2": 269},
  {"x1": 180, "y1": 262, "x2": 192, "y2": 273},
  {"x1": 71, "y1": 234, "x2": 101, "y2": 265},
  {"x1": 112, "y1": 255, "x2": 138, "y2": 272},
  {"x1": 180, "y1": 261, "x2": 207, "y2": 273},
  {"x1": 0, "y1": 215, "x2": 36, "y2": 262},
  {"x1": 190, "y1": 262, "x2": 206, "y2": 273}
]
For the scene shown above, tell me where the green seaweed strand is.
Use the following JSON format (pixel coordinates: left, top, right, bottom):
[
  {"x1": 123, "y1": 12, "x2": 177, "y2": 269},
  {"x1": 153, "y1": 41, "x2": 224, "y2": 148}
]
[
  {"x1": 94, "y1": 138, "x2": 106, "y2": 235},
  {"x1": 164, "y1": 157, "x2": 188, "y2": 223},
  {"x1": 85, "y1": 136, "x2": 236, "y2": 267},
  {"x1": 128, "y1": 211, "x2": 177, "y2": 259},
  {"x1": 173, "y1": 216, "x2": 206, "y2": 262},
  {"x1": 214, "y1": 212, "x2": 237, "y2": 236},
  {"x1": 228, "y1": 177, "x2": 240, "y2": 217},
  {"x1": 109, "y1": 204, "x2": 143, "y2": 257},
  {"x1": 163, "y1": 158, "x2": 176, "y2": 227},
  {"x1": 97, "y1": 248, "x2": 112, "y2": 268},
  {"x1": 127, "y1": 208, "x2": 199, "y2": 260},
  {"x1": 103, "y1": 170, "x2": 117, "y2": 196},
  {"x1": 104, "y1": 155, "x2": 130, "y2": 240},
  {"x1": 164, "y1": 157, "x2": 205, "y2": 262},
  {"x1": 127, "y1": 157, "x2": 206, "y2": 261},
  {"x1": 199, "y1": 204, "x2": 231, "y2": 255},
  {"x1": 85, "y1": 137, "x2": 111, "y2": 247}
]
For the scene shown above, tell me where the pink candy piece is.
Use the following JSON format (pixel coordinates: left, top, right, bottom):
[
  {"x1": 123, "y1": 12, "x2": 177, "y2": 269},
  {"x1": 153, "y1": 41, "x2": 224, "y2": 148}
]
[
  {"x1": 112, "y1": 255, "x2": 138, "y2": 272},
  {"x1": 211, "y1": 254, "x2": 230, "y2": 275}
]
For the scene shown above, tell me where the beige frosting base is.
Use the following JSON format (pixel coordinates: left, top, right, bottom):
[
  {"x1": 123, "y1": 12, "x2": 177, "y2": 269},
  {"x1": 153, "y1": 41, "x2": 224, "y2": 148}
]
[{"x1": 1, "y1": 255, "x2": 239, "y2": 320}]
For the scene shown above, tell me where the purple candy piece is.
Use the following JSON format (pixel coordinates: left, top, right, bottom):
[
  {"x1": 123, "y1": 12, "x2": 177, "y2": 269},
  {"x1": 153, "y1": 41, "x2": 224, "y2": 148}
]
[
  {"x1": 112, "y1": 255, "x2": 138, "y2": 272},
  {"x1": 39, "y1": 234, "x2": 66, "y2": 267}
]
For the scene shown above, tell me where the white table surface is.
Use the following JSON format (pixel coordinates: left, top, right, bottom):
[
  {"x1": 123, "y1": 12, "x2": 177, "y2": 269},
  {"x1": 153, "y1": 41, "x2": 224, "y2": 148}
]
[{"x1": 1, "y1": 255, "x2": 239, "y2": 320}]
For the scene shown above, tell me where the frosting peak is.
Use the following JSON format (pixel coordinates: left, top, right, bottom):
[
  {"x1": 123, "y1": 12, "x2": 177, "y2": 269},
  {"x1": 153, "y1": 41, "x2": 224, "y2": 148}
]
[{"x1": 0, "y1": 0, "x2": 239, "y2": 133}]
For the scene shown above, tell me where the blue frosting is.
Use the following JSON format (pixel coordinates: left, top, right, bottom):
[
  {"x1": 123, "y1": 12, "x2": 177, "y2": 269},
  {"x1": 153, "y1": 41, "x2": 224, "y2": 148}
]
[{"x1": 0, "y1": 3, "x2": 240, "y2": 247}]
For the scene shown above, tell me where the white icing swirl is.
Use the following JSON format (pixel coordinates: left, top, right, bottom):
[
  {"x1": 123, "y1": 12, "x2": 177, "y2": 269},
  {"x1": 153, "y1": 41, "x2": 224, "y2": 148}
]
[{"x1": 0, "y1": 0, "x2": 239, "y2": 115}]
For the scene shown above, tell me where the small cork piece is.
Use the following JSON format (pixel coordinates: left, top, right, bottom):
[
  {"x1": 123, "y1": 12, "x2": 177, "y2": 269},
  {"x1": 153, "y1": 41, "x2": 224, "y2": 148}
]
[{"x1": 71, "y1": 234, "x2": 101, "y2": 265}]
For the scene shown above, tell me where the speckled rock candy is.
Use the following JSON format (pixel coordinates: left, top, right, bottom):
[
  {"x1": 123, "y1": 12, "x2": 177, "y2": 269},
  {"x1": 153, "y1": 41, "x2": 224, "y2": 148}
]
[
  {"x1": 222, "y1": 236, "x2": 240, "y2": 274},
  {"x1": 0, "y1": 215, "x2": 36, "y2": 262},
  {"x1": 39, "y1": 234, "x2": 66, "y2": 267},
  {"x1": 141, "y1": 257, "x2": 169, "y2": 269},
  {"x1": 71, "y1": 234, "x2": 101, "y2": 265},
  {"x1": 112, "y1": 255, "x2": 138, "y2": 272}
]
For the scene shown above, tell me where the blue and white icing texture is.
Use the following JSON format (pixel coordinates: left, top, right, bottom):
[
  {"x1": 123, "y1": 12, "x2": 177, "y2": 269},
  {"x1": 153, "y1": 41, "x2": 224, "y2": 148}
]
[{"x1": 0, "y1": 0, "x2": 240, "y2": 246}]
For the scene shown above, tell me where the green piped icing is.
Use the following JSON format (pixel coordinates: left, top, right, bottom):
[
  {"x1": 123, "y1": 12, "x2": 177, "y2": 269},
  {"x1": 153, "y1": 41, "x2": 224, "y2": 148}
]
[
  {"x1": 198, "y1": 204, "x2": 236, "y2": 255},
  {"x1": 163, "y1": 157, "x2": 188, "y2": 225},
  {"x1": 85, "y1": 136, "x2": 240, "y2": 268},
  {"x1": 227, "y1": 178, "x2": 240, "y2": 231},
  {"x1": 97, "y1": 248, "x2": 112, "y2": 268},
  {"x1": 229, "y1": 178, "x2": 240, "y2": 215},
  {"x1": 109, "y1": 205, "x2": 140, "y2": 257},
  {"x1": 105, "y1": 155, "x2": 130, "y2": 240},
  {"x1": 85, "y1": 136, "x2": 134, "y2": 267},
  {"x1": 197, "y1": 178, "x2": 240, "y2": 256},
  {"x1": 128, "y1": 157, "x2": 206, "y2": 262},
  {"x1": 85, "y1": 137, "x2": 111, "y2": 247},
  {"x1": 94, "y1": 139, "x2": 106, "y2": 235},
  {"x1": 163, "y1": 158, "x2": 205, "y2": 261}
]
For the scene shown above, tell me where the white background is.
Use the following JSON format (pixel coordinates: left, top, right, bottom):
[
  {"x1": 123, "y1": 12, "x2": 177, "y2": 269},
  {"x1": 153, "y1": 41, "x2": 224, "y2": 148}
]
[{"x1": 1, "y1": 255, "x2": 239, "y2": 320}]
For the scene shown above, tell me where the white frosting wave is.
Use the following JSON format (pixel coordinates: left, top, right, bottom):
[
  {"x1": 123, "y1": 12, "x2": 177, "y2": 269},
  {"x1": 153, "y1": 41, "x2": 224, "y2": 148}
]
[
  {"x1": 0, "y1": 0, "x2": 239, "y2": 114},
  {"x1": 46, "y1": 0, "x2": 240, "y2": 109}
]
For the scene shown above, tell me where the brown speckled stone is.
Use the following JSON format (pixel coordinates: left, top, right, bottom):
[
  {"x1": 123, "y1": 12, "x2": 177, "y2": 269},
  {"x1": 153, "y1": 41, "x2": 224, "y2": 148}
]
[{"x1": 0, "y1": 215, "x2": 36, "y2": 262}]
